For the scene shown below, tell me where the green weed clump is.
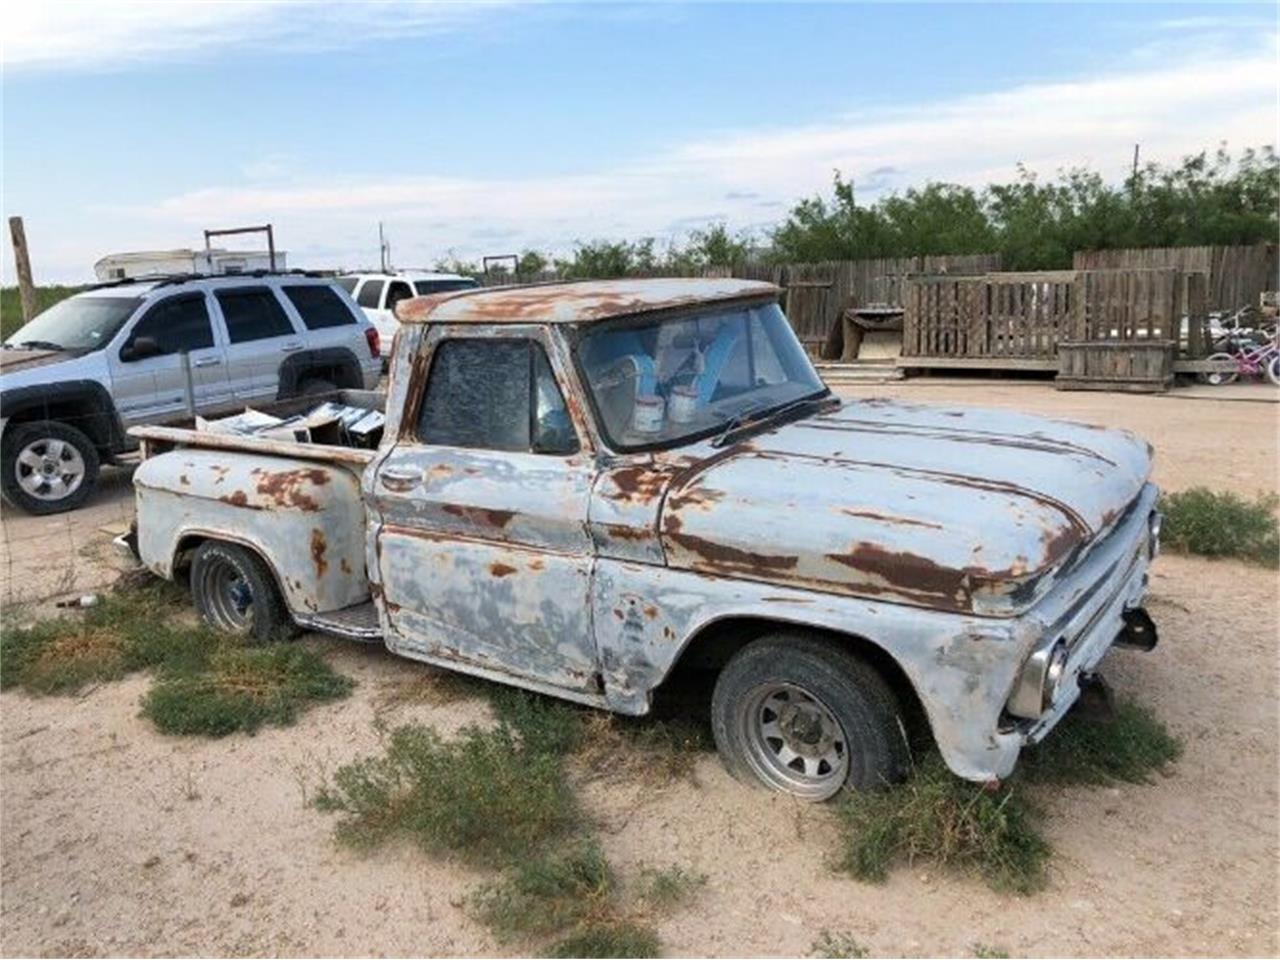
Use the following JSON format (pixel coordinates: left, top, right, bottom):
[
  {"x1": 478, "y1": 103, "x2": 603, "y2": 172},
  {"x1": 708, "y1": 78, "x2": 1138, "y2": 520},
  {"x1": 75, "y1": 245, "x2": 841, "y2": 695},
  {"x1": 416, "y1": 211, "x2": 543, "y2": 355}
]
[
  {"x1": 1021, "y1": 701, "x2": 1182, "y2": 785},
  {"x1": 142, "y1": 645, "x2": 353, "y2": 736},
  {"x1": 1160, "y1": 488, "x2": 1279, "y2": 567},
  {"x1": 835, "y1": 695, "x2": 1182, "y2": 893},
  {"x1": 810, "y1": 929, "x2": 869, "y2": 959},
  {"x1": 1, "y1": 581, "x2": 202, "y2": 694},
  {"x1": 634, "y1": 864, "x2": 707, "y2": 908},
  {"x1": 1, "y1": 578, "x2": 353, "y2": 737},
  {"x1": 314, "y1": 721, "x2": 579, "y2": 867},
  {"x1": 541, "y1": 922, "x2": 662, "y2": 959},
  {"x1": 469, "y1": 840, "x2": 614, "y2": 941},
  {"x1": 835, "y1": 754, "x2": 1051, "y2": 895}
]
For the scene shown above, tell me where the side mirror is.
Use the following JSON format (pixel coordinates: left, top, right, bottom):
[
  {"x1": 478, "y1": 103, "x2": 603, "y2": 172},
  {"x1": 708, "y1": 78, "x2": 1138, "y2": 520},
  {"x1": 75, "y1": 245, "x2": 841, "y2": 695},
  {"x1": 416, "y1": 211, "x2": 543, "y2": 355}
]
[{"x1": 121, "y1": 336, "x2": 161, "y2": 362}]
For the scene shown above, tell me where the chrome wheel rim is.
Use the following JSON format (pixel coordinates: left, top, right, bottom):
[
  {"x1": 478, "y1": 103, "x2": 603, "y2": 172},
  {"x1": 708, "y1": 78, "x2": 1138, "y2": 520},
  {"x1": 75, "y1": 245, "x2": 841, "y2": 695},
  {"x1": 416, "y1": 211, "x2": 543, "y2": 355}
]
[
  {"x1": 14, "y1": 437, "x2": 86, "y2": 501},
  {"x1": 738, "y1": 682, "x2": 849, "y2": 800},
  {"x1": 197, "y1": 557, "x2": 255, "y2": 633}
]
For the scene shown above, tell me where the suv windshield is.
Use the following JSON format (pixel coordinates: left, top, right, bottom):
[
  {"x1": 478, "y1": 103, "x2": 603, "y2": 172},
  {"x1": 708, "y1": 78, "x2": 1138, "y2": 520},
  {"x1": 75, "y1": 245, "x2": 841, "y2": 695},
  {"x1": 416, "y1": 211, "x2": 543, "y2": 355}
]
[
  {"x1": 3, "y1": 295, "x2": 143, "y2": 352},
  {"x1": 577, "y1": 300, "x2": 825, "y2": 451}
]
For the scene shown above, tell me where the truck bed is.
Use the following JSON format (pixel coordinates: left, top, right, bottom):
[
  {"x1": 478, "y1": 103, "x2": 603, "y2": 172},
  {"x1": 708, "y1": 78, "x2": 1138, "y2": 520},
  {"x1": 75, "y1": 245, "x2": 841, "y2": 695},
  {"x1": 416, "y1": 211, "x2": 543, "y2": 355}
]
[{"x1": 128, "y1": 389, "x2": 385, "y2": 466}]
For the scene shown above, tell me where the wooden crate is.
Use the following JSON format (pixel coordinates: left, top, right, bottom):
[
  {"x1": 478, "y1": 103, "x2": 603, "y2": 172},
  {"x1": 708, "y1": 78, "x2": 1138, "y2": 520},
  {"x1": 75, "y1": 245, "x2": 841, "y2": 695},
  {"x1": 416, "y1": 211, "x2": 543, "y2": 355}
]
[{"x1": 1056, "y1": 340, "x2": 1175, "y2": 393}]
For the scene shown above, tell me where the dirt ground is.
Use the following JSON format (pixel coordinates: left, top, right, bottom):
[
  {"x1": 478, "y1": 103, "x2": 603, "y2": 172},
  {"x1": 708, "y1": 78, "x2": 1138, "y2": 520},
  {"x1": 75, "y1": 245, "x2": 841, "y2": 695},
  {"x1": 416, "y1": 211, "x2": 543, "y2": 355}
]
[{"x1": 1, "y1": 382, "x2": 1277, "y2": 958}]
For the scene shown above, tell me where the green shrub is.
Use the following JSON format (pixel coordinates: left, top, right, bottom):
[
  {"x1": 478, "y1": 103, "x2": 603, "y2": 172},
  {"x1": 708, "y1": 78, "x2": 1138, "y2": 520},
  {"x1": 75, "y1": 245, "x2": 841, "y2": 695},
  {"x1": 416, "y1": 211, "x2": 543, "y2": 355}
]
[
  {"x1": 143, "y1": 645, "x2": 352, "y2": 736},
  {"x1": 1160, "y1": 488, "x2": 1279, "y2": 567},
  {"x1": 469, "y1": 840, "x2": 613, "y2": 940},
  {"x1": 810, "y1": 930, "x2": 869, "y2": 959},
  {"x1": 314, "y1": 721, "x2": 579, "y2": 867},
  {"x1": 541, "y1": 922, "x2": 661, "y2": 959},
  {"x1": 1, "y1": 581, "x2": 207, "y2": 694},
  {"x1": 634, "y1": 864, "x2": 706, "y2": 908},
  {"x1": 835, "y1": 754, "x2": 1050, "y2": 894},
  {"x1": 1021, "y1": 701, "x2": 1182, "y2": 785}
]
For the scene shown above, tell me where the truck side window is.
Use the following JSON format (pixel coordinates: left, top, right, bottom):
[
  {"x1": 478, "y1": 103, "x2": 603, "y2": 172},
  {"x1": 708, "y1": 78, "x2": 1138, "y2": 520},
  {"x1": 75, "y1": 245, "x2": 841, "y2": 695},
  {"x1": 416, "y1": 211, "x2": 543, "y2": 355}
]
[
  {"x1": 417, "y1": 339, "x2": 577, "y2": 455},
  {"x1": 123, "y1": 295, "x2": 214, "y2": 358},
  {"x1": 215, "y1": 288, "x2": 296, "y2": 343}
]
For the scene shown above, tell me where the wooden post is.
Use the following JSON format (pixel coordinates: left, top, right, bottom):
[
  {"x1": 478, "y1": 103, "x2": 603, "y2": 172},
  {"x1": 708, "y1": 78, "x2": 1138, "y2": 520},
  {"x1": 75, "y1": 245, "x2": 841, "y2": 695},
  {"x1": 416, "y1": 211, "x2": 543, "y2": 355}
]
[{"x1": 8, "y1": 216, "x2": 37, "y2": 324}]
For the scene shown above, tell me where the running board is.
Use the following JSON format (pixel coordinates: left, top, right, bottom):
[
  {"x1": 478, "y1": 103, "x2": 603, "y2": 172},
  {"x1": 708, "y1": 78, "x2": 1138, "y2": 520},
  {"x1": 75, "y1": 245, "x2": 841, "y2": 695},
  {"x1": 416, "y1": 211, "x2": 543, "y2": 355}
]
[{"x1": 294, "y1": 601, "x2": 382, "y2": 641}]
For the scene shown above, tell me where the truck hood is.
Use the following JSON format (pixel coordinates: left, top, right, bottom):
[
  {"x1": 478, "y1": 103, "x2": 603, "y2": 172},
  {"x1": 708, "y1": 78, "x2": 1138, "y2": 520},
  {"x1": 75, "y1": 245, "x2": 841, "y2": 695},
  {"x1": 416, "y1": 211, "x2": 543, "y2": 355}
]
[{"x1": 659, "y1": 398, "x2": 1152, "y2": 615}]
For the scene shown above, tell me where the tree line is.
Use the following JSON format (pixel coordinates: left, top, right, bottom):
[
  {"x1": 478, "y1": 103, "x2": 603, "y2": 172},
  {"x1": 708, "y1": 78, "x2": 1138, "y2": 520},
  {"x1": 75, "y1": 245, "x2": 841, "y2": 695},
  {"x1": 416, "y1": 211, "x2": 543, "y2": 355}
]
[{"x1": 436, "y1": 145, "x2": 1277, "y2": 279}]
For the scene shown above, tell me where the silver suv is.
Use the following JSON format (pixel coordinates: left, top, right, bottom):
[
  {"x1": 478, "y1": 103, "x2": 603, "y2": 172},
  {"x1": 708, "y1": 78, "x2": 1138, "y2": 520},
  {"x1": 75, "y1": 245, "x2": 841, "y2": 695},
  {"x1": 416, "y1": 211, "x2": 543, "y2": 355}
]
[{"x1": 0, "y1": 272, "x2": 382, "y2": 514}]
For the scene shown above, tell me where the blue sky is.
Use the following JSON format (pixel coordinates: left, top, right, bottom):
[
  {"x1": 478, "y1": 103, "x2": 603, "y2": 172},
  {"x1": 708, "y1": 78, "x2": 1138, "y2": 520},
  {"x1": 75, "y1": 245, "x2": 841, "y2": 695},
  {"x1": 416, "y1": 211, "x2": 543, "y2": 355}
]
[{"x1": 3, "y1": 2, "x2": 1275, "y2": 282}]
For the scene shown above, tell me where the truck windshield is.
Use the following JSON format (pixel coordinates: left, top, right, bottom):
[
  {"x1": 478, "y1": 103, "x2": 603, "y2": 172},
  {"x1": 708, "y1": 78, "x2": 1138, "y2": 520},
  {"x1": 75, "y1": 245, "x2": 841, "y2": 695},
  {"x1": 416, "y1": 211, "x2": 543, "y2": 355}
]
[
  {"x1": 3, "y1": 295, "x2": 142, "y2": 352},
  {"x1": 577, "y1": 300, "x2": 825, "y2": 452}
]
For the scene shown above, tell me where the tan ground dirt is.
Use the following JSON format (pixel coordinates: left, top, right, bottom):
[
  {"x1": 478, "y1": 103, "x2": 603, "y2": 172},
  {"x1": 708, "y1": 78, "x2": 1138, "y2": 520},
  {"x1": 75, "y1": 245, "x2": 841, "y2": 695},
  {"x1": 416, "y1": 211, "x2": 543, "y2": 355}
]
[{"x1": 2, "y1": 383, "x2": 1277, "y2": 957}]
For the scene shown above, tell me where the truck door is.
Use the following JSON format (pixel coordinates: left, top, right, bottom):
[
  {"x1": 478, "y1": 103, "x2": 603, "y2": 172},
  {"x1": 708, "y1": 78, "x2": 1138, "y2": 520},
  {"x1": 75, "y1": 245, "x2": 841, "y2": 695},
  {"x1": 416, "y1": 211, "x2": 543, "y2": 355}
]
[{"x1": 370, "y1": 326, "x2": 599, "y2": 691}]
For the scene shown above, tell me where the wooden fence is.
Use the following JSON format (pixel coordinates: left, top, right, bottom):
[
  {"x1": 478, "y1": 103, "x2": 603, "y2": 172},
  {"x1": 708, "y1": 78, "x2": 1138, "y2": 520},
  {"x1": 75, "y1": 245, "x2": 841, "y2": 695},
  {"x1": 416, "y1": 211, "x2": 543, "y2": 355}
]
[
  {"x1": 902, "y1": 268, "x2": 1208, "y2": 365},
  {"x1": 1072, "y1": 243, "x2": 1276, "y2": 311}
]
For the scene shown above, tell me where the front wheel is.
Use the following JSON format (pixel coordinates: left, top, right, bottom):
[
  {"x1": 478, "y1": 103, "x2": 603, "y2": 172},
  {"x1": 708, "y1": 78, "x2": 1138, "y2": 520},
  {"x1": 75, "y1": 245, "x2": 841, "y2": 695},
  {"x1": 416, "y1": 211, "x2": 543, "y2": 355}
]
[
  {"x1": 189, "y1": 541, "x2": 293, "y2": 642},
  {"x1": 1199, "y1": 353, "x2": 1239, "y2": 386},
  {"x1": 1267, "y1": 355, "x2": 1280, "y2": 387},
  {"x1": 711, "y1": 633, "x2": 909, "y2": 801},
  {"x1": 0, "y1": 420, "x2": 100, "y2": 515}
]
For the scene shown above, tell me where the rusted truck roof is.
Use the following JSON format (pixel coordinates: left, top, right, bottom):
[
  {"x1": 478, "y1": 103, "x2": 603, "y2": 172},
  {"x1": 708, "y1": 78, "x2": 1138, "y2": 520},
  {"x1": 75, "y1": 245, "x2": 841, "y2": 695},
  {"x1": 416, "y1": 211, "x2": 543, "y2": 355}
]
[{"x1": 394, "y1": 277, "x2": 778, "y2": 325}]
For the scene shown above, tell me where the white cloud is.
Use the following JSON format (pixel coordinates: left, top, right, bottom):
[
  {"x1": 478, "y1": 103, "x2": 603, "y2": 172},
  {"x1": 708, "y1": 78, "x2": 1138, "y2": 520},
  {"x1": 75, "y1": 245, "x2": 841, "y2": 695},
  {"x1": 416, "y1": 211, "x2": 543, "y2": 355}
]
[
  {"x1": 9, "y1": 25, "x2": 1277, "y2": 280},
  {"x1": 2, "y1": 0, "x2": 509, "y2": 71}
]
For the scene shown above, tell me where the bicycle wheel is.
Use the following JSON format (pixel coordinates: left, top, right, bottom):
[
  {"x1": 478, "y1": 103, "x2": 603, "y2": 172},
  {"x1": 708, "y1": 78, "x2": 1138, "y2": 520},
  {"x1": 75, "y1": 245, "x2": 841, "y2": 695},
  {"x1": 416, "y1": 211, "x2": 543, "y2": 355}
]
[
  {"x1": 1200, "y1": 353, "x2": 1239, "y2": 386},
  {"x1": 1266, "y1": 354, "x2": 1280, "y2": 387}
]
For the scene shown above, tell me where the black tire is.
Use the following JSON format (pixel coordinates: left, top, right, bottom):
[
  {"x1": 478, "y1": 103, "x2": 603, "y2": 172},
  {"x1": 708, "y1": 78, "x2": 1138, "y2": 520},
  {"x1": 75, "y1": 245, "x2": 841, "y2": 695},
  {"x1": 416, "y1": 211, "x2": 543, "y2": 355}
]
[
  {"x1": 711, "y1": 633, "x2": 909, "y2": 800},
  {"x1": 189, "y1": 541, "x2": 294, "y2": 643},
  {"x1": 0, "y1": 420, "x2": 100, "y2": 515},
  {"x1": 298, "y1": 378, "x2": 338, "y2": 399}
]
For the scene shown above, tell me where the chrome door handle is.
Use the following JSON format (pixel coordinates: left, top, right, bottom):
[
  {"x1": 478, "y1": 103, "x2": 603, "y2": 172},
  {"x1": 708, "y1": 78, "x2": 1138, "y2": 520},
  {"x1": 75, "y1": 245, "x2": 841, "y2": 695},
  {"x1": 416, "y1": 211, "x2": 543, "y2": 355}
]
[
  {"x1": 281, "y1": 342, "x2": 303, "y2": 353},
  {"x1": 193, "y1": 357, "x2": 222, "y2": 368},
  {"x1": 380, "y1": 469, "x2": 421, "y2": 491}
]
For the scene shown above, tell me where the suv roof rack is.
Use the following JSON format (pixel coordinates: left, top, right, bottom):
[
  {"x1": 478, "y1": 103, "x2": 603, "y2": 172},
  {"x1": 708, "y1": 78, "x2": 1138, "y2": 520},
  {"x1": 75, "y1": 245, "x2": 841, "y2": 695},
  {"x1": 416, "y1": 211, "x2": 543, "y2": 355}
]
[{"x1": 86, "y1": 269, "x2": 334, "y2": 292}]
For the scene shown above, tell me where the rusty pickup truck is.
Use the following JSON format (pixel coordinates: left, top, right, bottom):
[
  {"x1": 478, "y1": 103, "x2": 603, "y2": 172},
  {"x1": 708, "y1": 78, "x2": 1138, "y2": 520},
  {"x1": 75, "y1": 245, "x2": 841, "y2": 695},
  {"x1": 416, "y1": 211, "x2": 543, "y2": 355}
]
[{"x1": 124, "y1": 278, "x2": 1162, "y2": 800}]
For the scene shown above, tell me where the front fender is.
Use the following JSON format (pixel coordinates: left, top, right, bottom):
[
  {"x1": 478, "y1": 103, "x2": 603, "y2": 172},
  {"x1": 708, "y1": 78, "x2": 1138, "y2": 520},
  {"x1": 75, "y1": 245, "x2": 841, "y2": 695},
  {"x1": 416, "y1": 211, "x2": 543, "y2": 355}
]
[
  {"x1": 133, "y1": 449, "x2": 369, "y2": 614},
  {"x1": 591, "y1": 558, "x2": 1037, "y2": 781}
]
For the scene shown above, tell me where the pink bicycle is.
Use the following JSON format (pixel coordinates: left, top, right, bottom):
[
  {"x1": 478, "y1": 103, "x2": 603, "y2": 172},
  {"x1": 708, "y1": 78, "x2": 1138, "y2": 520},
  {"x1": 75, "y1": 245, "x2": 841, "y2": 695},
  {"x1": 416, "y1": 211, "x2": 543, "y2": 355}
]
[{"x1": 1201, "y1": 336, "x2": 1280, "y2": 387}]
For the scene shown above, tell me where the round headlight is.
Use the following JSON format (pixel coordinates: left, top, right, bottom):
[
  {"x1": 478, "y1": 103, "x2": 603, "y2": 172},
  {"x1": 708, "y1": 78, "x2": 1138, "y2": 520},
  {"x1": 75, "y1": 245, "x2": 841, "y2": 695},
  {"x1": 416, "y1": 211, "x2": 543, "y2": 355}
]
[
  {"x1": 1148, "y1": 511, "x2": 1163, "y2": 559},
  {"x1": 1042, "y1": 641, "x2": 1070, "y2": 711}
]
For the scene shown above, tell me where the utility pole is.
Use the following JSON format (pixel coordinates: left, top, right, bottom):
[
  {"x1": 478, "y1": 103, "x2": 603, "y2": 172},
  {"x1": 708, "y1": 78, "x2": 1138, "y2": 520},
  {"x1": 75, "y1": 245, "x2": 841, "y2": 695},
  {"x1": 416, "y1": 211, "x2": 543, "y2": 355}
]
[
  {"x1": 378, "y1": 222, "x2": 390, "y2": 272},
  {"x1": 7, "y1": 216, "x2": 38, "y2": 324},
  {"x1": 1132, "y1": 143, "x2": 1140, "y2": 179}
]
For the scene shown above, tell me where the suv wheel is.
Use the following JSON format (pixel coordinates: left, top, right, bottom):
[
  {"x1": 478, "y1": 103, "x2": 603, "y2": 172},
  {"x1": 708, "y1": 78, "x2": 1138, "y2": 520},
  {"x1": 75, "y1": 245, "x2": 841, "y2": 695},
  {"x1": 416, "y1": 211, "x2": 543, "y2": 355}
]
[
  {"x1": 711, "y1": 633, "x2": 909, "y2": 800},
  {"x1": 1, "y1": 420, "x2": 100, "y2": 515}
]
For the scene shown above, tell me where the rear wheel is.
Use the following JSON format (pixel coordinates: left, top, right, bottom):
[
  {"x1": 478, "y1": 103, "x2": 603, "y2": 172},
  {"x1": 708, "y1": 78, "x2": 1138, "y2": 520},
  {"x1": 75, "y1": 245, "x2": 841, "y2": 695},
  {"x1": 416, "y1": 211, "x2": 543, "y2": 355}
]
[
  {"x1": 1266, "y1": 355, "x2": 1280, "y2": 387},
  {"x1": 189, "y1": 541, "x2": 293, "y2": 642},
  {"x1": 711, "y1": 633, "x2": 909, "y2": 800},
  {"x1": 0, "y1": 420, "x2": 100, "y2": 515},
  {"x1": 1199, "y1": 353, "x2": 1239, "y2": 386}
]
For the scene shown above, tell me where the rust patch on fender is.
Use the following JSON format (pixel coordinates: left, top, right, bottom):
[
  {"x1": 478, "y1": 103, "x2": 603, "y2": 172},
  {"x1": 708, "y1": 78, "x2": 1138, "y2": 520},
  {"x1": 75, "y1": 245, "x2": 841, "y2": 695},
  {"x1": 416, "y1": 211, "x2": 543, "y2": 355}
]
[
  {"x1": 310, "y1": 529, "x2": 329, "y2": 578},
  {"x1": 489, "y1": 562, "x2": 517, "y2": 578},
  {"x1": 253, "y1": 467, "x2": 330, "y2": 512},
  {"x1": 837, "y1": 507, "x2": 944, "y2": 530},
  {"x1": 606, "y1": 465, "x2": 671, "y2": 505},
  {"x1": 665, "y1": 530, "x2": 799, "y2": 575},
  {"x1": 442, "y1": 503, "x2": 516, "y2": 528},
  {"x1": 217, "y1": 490, "x2": 260, "y2": 510}
]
